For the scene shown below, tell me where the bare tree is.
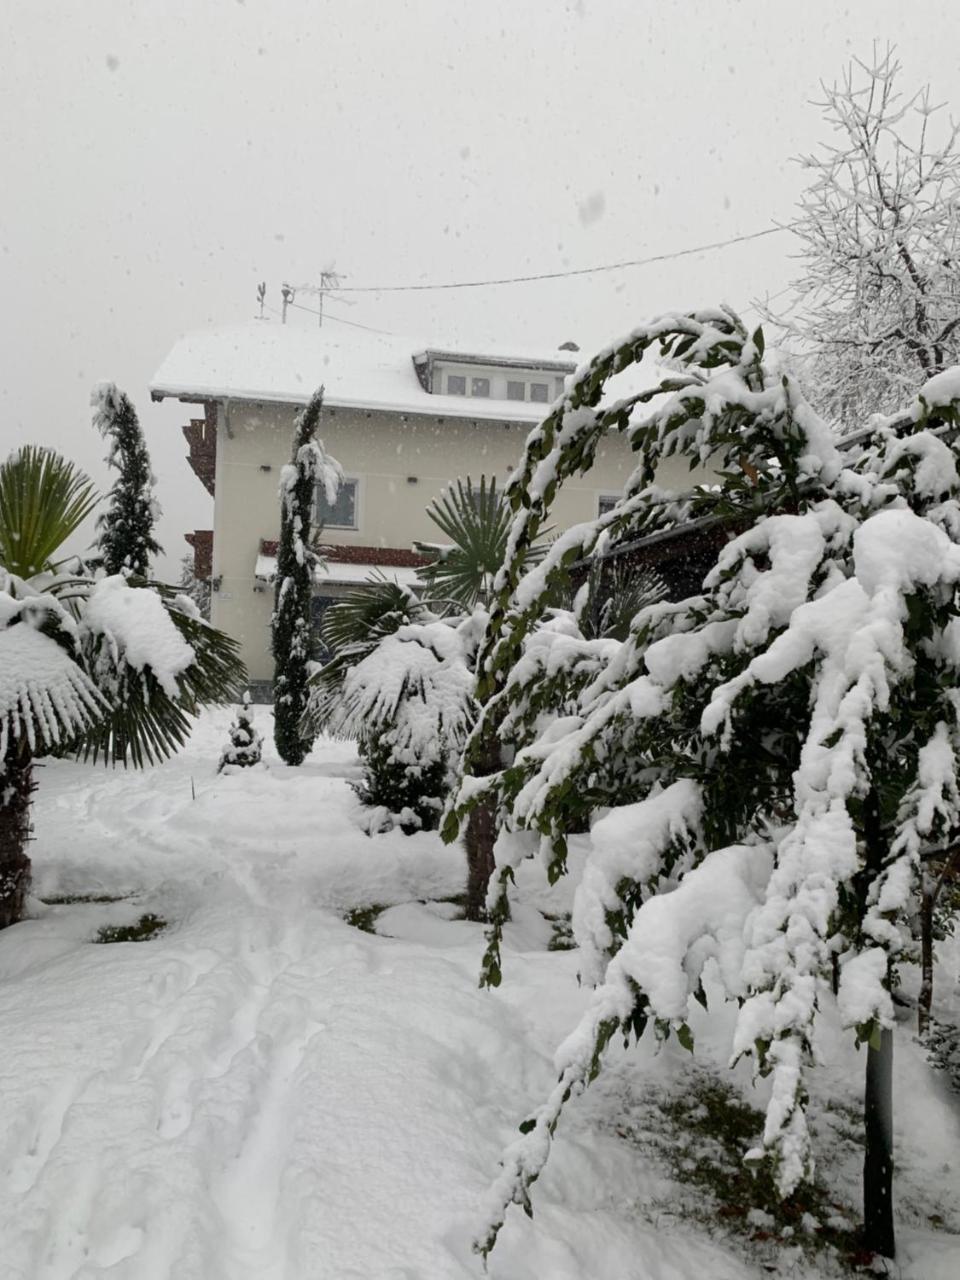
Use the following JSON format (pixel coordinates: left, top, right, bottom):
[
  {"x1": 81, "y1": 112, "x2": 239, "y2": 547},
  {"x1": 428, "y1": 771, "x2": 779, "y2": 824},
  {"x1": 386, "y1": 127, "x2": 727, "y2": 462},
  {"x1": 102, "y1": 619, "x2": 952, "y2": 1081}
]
[{"x1": 765, "y1": 46, "x2": 960, "y2": 430}]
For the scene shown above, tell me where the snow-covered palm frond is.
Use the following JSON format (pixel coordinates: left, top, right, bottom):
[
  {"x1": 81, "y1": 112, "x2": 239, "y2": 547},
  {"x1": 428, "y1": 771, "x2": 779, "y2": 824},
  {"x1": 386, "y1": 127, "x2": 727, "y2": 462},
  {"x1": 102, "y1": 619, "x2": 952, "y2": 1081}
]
[
  {"x1": 0, "y1": 590, "x2": 105, "y2": 758},
  {"x1": 305, "y1": 575, "x2": 431, "y2": 738},
  {"x1": 0, "y1": 446, "x2": 100, "y2": 579},
  {"x1": 329, "y1": 619, "x2": 476, "y2": 771},
  {"x1": 80, "y1": 578, "x2": 245, "y2": 767}
]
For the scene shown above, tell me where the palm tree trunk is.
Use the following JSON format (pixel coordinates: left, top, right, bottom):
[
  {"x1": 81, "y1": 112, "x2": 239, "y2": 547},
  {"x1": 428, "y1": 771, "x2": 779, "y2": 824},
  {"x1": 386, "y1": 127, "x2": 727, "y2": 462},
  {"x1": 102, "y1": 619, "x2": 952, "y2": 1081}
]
[{"x1": 0, "y1": 737, "x2": 34, "y2": 929}]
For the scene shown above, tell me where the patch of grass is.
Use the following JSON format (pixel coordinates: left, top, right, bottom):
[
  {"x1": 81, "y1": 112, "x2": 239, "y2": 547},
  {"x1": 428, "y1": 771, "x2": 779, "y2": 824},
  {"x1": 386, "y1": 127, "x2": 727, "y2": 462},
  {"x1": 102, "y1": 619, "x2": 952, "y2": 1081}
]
[
  {"x1": 612, "y1": 1071, "x2": 863, "y2": 1271},
  {"x1": 544, "y1": 911, "x2": 576, "y2": 951},
  {"x1": 41, "y1": 893, "x2": 132, "y2": 905},
  {"x1": 344, "y1": 904, "x2": 387, "y2": 934},
  {"x1": 95, "y1": 913, "x2": 166, "y2": 944}
]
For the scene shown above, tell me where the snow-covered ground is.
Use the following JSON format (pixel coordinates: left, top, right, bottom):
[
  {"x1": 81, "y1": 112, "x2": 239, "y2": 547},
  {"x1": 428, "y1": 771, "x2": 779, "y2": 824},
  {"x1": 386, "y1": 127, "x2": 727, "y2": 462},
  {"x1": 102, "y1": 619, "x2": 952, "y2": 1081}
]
[{"x1": 1, "y1": 709, "x2": 958, "y2": 1279}]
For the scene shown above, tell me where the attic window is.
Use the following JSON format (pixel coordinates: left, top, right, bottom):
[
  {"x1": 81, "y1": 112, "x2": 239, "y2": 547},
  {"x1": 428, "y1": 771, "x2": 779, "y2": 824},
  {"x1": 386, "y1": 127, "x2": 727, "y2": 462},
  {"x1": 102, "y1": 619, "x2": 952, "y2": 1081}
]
[
  {"x1": 530, "y1": 382, "x2": 549, "y2": 403},
  {"x1": 471, "y1": 377, "x2": 490, "y2": 398},
  {"x1": 507, "y1": 380, "x2": 525, "y2": 401},
  {"x1": 447, "y1": 375, "x2": 466, "y2": 396}
]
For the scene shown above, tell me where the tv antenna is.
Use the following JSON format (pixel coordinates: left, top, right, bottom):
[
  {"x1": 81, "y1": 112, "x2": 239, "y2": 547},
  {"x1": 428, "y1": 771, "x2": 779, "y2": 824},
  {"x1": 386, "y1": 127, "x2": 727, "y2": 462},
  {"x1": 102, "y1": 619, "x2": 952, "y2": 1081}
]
[{"x1": 283, "y1": 269, "x2": 345, "y2": 327}]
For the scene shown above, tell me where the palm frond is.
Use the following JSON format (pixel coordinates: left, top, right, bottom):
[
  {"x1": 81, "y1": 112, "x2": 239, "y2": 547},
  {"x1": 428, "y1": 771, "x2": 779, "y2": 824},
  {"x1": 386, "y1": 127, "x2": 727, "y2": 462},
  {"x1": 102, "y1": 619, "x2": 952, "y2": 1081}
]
[
  {"x1": 80, "y1": 583, "x2": 246, "y2": 767},
  {"x1": 415, "y1": 475, "x2": 548, "y2": 609},
  {"x1": 321, "y1": 574, "x2": 426, "y2": 654},
  {"x1": 0, "y1": 447, "x2": 100, "y2": 579},
  {"x1": 306, "y1": 574, "x2": 428, "y2": 736},
  {"x1": 0, "y1": 595, "x2": 106, "y2": 758}
]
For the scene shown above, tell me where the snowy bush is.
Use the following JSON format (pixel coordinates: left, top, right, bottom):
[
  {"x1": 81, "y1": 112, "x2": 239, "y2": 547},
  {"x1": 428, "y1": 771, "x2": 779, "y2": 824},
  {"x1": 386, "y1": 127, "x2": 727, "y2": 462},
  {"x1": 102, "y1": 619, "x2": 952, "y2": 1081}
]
[
  {"x1": 318, "y1": 614, "x2": 479, "y2": 832},
  {"x1": 218, "y1": 693, "x2": 263, "y2": 772},
  {"x1": 444, "y1": 306, "x2": 960, "y2": 1261}
]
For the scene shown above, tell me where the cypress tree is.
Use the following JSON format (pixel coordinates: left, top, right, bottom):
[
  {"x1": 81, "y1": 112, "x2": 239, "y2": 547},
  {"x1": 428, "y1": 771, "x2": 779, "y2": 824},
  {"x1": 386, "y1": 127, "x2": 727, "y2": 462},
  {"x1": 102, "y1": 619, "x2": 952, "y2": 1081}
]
[
  {"x1": 91, "y1": 382, "x2": 162, "y2": 578},
  {"x1": 272, "y1": 386, "x2": 341, "y2": 765}
]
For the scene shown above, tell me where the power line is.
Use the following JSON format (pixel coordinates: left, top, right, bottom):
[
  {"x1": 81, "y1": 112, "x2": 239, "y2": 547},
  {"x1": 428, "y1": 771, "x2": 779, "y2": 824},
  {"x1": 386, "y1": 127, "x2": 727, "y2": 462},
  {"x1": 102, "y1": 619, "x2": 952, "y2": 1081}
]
[
  {"x1": 265, "y1": 300, "x2": 395, "y2": 336},
  {"x1": 329, "y1": 223, "x2": 800, "y2": 294}
]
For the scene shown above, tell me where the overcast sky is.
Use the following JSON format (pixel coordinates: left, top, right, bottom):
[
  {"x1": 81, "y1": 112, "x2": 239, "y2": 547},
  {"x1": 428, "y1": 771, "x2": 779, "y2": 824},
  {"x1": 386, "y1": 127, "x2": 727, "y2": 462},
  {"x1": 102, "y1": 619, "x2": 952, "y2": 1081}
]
[{"x1": 2, "y1": 0, "x2": 958, "y2": 576}]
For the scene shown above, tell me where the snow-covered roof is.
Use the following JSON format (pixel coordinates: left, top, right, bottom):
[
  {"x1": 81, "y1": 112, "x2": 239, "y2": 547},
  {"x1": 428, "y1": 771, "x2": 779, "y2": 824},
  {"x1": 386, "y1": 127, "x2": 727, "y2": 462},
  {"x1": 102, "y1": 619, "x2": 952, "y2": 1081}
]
[
  {"x1": 150, "y1": 322, "x2": 577, "y2": 422},
  {"x1": 254, "y1": 551, "x2": 422, "y2": 588}
]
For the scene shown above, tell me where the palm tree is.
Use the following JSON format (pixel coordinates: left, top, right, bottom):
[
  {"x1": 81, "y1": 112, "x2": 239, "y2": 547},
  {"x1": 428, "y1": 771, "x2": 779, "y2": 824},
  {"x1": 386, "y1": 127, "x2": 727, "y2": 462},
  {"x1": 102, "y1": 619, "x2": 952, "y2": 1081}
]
[
  {"x1": 306, "y1": 476, "x2": 547, "y2": 912},
  {"x1": 0, "y1": 446, "x2": 245, "y2": 928},
  {"x1": 414, "y1": 475, "x2": 525, "y2": 610}
]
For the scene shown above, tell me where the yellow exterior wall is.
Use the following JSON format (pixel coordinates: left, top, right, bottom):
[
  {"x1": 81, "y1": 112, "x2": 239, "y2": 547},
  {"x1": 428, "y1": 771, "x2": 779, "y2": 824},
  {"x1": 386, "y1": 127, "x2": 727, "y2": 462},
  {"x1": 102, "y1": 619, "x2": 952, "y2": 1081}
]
[{"x1": 209, "y1": 399, "x2": 704, "y2": 681}]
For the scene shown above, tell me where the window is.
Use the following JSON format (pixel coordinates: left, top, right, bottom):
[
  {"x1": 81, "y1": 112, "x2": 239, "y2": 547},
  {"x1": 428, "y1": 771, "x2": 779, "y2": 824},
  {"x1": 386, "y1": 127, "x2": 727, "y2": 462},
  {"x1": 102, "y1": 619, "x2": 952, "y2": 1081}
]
[
  {"x1": 471, "y1": 376, "x2": 490, "y2": 398},
  {"x1": 447, "y1": 375, "x2": 466, "y2": 396},
  {"x1": 507, "y1": 380, "x2": 526, "y2": 401},
  {"x1": 317, "y1": 477, "x2": 358, "y2": 529},
  {"x1": 597, "y1": 494, "x2": 619, "y2": 517},
  {"x1": 555, "y1": 377, "x2": 567, "y2": 398},
  {"x1": 530, "y1": 381, "x2": 549, "y2": 403}
]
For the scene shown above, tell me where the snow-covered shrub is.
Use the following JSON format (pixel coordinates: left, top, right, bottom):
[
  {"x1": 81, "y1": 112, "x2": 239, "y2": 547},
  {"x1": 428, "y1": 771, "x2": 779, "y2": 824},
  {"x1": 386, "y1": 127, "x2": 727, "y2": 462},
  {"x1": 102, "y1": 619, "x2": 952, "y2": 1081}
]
[
  {"x1": 444, "y1": 307, "x2": 960, "y2": 1261},
  {"x1": 319, "y1": 615, "x2": 479, "y2": 832},
  {"x1": 218, "y1": 692, "x2": 263, "y2": 772},
  {"x1": 308, "y1": 478, "x2": 544, "y2": 865}
]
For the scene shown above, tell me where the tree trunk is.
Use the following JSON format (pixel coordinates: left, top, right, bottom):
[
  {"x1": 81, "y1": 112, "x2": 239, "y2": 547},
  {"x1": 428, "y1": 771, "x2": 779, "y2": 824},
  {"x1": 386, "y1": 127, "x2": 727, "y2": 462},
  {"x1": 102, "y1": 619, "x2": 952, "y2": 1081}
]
[
  {"x1": 863, "y1": 1027, "x2": 896, "y2": 1260},
  {"x1": 918, "y1": 879, "x2": 934, "y2": 1038},
  {"x1": 464, "y1": 798, "x2": 497, "y2": 922},
  {"x1": 861, "y1": 784, "x2": 895, "y2": 1259},
  {"x1": 0, "y1": 738, "x2": 34, "y2": 930},
  {"x1": 462, "y1": 729, "x2": 503, "y2": 923}
]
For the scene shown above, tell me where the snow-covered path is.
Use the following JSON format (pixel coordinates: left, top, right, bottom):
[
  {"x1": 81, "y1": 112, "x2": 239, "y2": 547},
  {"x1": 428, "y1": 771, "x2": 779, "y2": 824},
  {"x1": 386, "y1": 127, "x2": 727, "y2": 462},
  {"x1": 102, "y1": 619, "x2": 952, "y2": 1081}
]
[{"x1": 1, "y1": 711, "x2": 958, "y2": 1279}]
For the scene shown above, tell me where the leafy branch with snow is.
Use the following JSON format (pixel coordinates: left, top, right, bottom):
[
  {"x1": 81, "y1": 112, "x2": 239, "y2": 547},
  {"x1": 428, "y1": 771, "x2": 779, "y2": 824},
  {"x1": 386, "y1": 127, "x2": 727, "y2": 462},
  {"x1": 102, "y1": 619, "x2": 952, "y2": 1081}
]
[{"x1": 443, "y1": 306, "x2": 960, "y2": 1262}]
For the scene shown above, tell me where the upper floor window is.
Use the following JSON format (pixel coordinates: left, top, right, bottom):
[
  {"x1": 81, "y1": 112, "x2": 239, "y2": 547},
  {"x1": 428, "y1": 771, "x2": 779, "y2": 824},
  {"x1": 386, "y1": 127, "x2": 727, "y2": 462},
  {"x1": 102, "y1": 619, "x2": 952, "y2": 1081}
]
[
  {"x1": 317, "y1": 477, "x2": 358, "y2": 529},
  {"x1": 530, "y1": 382, "x2": 549, "y2": 403},
  {"x1": 447, "y1": 375, "x2": 466, "y2": 395},
  {"x1": 597, "y1": 494, "x2": 619, "y2": 518},
  {"x1": 507, "y1": 380, "x2": 526, "y2": 401},
  {"x1": 471, "y1": 377, "x2": 490, "y2": 398}
]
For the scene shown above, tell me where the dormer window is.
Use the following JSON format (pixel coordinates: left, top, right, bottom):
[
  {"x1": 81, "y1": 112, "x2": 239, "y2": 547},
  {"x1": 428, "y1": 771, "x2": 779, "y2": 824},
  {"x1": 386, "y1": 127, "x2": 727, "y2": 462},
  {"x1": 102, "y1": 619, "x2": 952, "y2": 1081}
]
[
  {"x1": 471, "y1": 377, "x2": 490, "y2": 398},
  {"x1": 507, "y1": 380, "x2": 525, "y2": 401},
  {"x1": 447, "y1": 375, "x2": 466, "y2": 396},
  {"x1": 530, "y1": 382, "x2": 549, "y2": 403}
]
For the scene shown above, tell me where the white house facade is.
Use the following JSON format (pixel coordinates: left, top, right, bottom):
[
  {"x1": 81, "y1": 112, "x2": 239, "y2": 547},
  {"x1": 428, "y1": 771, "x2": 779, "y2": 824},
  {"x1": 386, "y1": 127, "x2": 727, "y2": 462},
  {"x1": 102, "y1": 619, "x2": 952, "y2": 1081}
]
[{"x1": 150, "y1": 322, "x2": 685, "y2": 685}]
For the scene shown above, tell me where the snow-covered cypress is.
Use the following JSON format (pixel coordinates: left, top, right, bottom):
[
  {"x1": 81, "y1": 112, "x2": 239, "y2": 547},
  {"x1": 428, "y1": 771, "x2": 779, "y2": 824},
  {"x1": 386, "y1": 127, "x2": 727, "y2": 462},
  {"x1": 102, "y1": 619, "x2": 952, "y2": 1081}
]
[
  {"x1": 272, "y1": 387, "x2": 342, "y2": 766},
  {"x1": 218, "y1": 692, "x2": 263, "y2": 772},
  {"x1": 444, "y1": 308, "x2": 960, "y2": 1263},
  {"x1": 91, "y1": 383, "x2": 162, "y2": 578}
]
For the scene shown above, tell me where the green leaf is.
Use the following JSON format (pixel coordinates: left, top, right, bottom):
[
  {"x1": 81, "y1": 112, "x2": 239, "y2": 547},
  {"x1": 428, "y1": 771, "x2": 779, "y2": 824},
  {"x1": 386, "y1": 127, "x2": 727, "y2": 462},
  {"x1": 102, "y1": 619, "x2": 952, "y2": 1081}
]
[
  {"x1": 518, "y1": 1117, "x2": 536, "y2": 1135},
  {"x1": 676, "y1": 1023, "x2": 695, "y2": 1054}
]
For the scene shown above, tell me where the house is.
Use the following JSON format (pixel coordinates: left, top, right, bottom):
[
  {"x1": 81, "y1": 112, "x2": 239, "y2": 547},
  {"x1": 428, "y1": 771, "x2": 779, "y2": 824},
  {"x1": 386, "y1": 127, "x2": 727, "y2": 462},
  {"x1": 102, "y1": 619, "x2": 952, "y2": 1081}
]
[{"x1": 150, "y1": 321, "x2": 688, "y2": 688}]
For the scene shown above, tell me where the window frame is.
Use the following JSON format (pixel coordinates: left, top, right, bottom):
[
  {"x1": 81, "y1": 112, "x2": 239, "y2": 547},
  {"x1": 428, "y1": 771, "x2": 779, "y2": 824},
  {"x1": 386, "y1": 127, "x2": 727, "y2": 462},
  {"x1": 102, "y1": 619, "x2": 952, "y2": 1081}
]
[
  {"x1": 447, "y1": 374, "x2": 467, "y2": 396},
  {"x1": 597, "y1": 493, "x2": 619, "y2": 518},
  {"x1": 529, "y1": 381, "x2": 549, "y2": 403},
  {"x1": 316, "y1": 475, "x2": 360, "y2": 531},
  {"x1": 470, "y1": 376, "x2": 491, "y2": 398},
  {"x1": 506, "y1": 379, "x2": 526, "y2": 401}
]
